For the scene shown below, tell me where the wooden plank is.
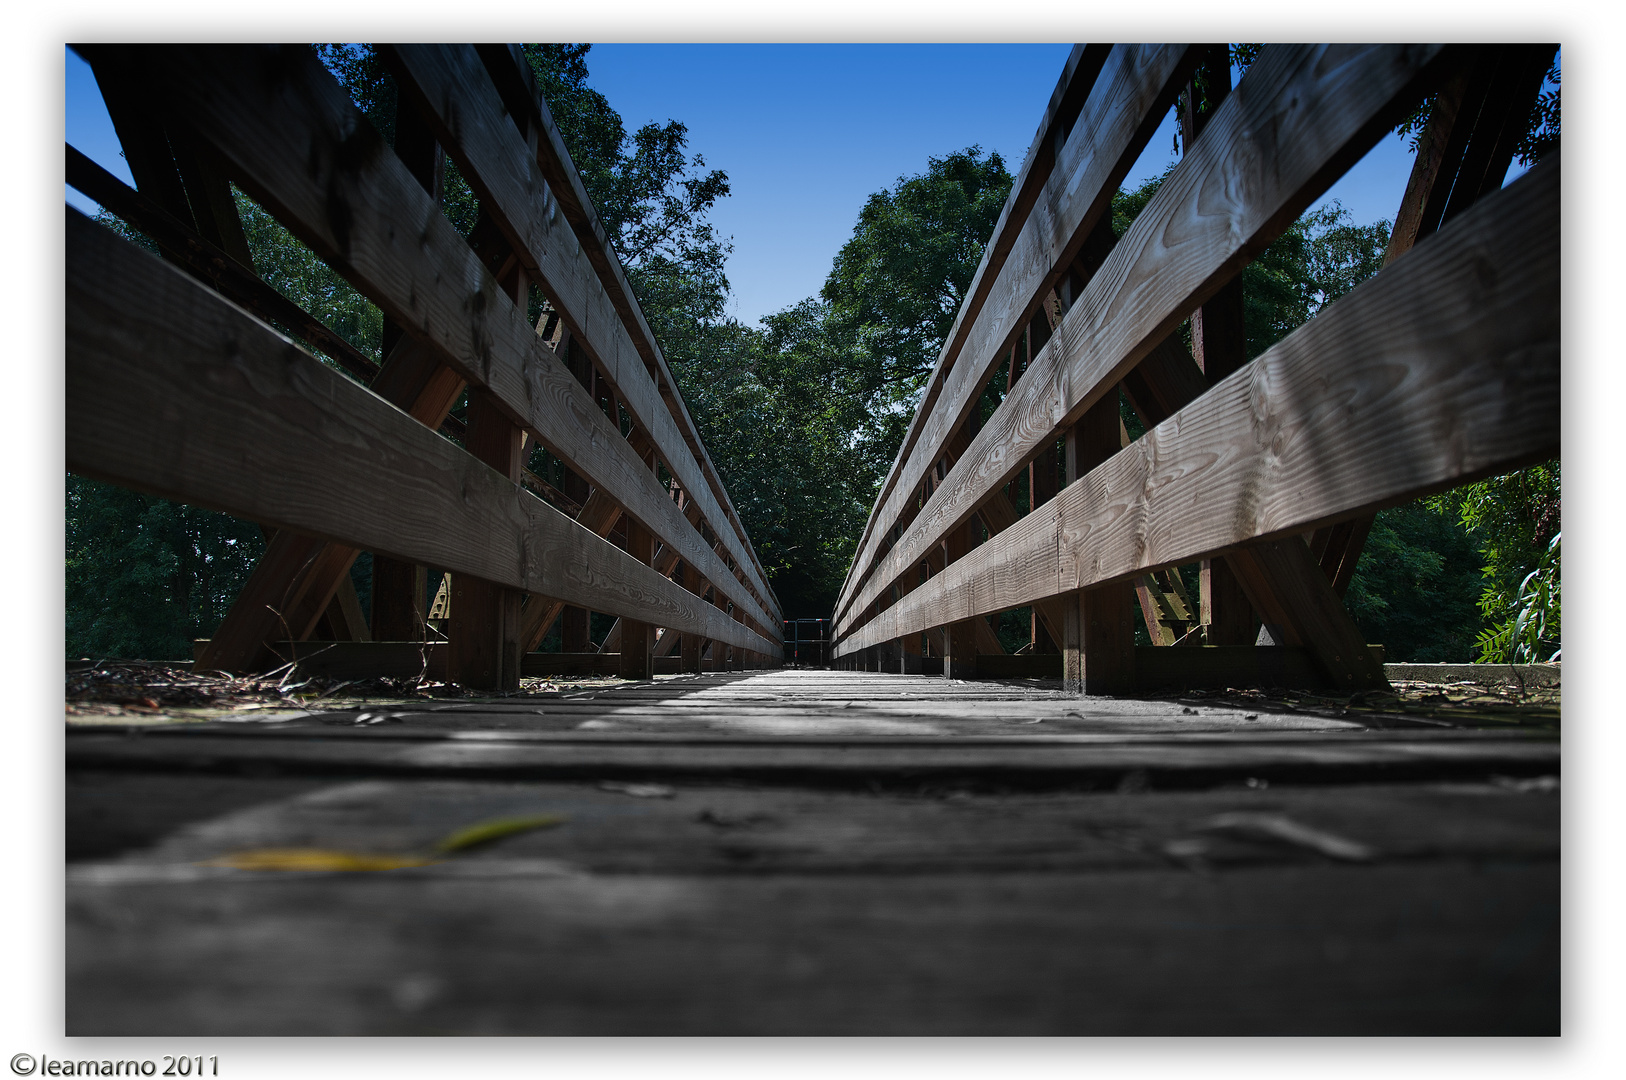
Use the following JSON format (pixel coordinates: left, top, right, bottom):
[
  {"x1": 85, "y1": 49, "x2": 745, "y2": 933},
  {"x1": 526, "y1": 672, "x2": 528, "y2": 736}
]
[
  {"x1": 370, "y1": 558, "x2": 427, "y2": 641},
  {"x1": 133, "y1": 46, "x2": 777, "y2": 648},
  {"x1": 620, "y1": 515, "x2": 656, "y2": 680},
  {"x1": 836, "y1": 153, "x2": 1557, "y2": 654},
  {"x1": 449, "y1": 389, "x2": 528, "y2": 690},
  {"x1": 64, "y1": 728, "x2": 1559, "y2": 782},
  {"x1": 419, "y1": 48, "x2": 780, "y2": 624},
  {"x1": 1225, "y1": 540, "x2": 1389, "y2": 691},
  {"x1": 64, "y1": 762, "x2": 1557, "y2": 1035},
  {"x1": 471, "y1": 46, "x2": 780, "y2": 624},
  {"x1": 1061, "y1": 395, "x2": 1136, "y2": 694},
  {"x1": 197, "y1": 334, "x2": 469, "y2": 673},
  {"x1": 1173, "y1": 52, "x2": 1261, "y2": 649},
  {"x1": 837, "y1": 44, "x2": 1137, "y2": 609},
  {"x1": 65, "y1": 772, "x2": 1558, "y2": 878},
  {"x1": 65, "y1": 209, "x2": 780, "y2": 657},
  {"x1": 1312, "y1": 45, "x2": 1556, "y2": 594},
  {"x1": 324, "y1": 576, "x2": 372, "y2": 642},
  {"x1": 519, "y1": 489, "x2": 624, "y2": 652},
  {"x1": 838, "y1": 45, "x2": 1449, "y2": 636},
  {"x1": 837, "y1": 44, "x2": 1196, "y2": 626},
  {"x1": 65, "y1": 145, "x2": 381, "y2": 384}
]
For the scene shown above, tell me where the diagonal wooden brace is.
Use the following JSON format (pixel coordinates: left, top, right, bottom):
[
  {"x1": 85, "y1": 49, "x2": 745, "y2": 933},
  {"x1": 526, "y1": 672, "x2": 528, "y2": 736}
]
[{"x1": 1224, "y1": 538, "x2": 1390, "y2": 692}]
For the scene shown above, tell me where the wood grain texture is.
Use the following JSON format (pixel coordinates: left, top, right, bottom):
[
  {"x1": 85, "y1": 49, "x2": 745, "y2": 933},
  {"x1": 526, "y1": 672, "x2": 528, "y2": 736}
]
[
  {"x1": 65, "y1": 728, "x2": 1559, "y2": 780},
  {"x1": 134, "y1": 46, "x2": 776, "y2": 643},
  {"x1": 382, "y1": 46, "x2": 776, "y2": 624},
  {"x1": 837, "y1": 45, "x2": 1194, "y2": 625},
  {"x1": 837, "y1": 44, "x2": 1449, "y2": 639},
  {"x1": 837, "y1": 45, "x2": 1122, "y2": 606},
  {"x1": 836, "y1": 152, "x2": 1557, "y2": 655},
  {"x1": 65, "y1": 144, "x2": 380, "y2": 384},
  {"x1": 471, "y1": 45, "x2": 782, "y2": 623},
  {"x1": 65, "y1": 210, "x2": 778, "y2": 657},
  {"x1": 198, "y1": 331, "x2": 470, "y2": 672},
  {"x1": 520, "y1": 489, "x2": 624, "y2": 652},
  {"x1": 1226, "y1": 540, "x2": 1389, "y2": 692}
]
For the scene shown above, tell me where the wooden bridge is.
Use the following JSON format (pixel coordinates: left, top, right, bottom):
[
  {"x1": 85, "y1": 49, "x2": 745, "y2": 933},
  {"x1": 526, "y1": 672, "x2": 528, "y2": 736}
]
[
  {"x1": 65, "y1": 43, "x2": 1559, "y2": 1035},
  {"x1": 68, "y1": 43, "x2": 785, "y2": 687},
  {"x1": 829, "y1": 43, "x2": 1557, "y2": 691}
]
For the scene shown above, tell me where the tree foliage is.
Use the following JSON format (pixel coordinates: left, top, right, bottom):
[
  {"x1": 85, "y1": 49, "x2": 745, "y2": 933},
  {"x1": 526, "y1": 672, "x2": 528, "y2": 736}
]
[
  {"x1": 697, "y1": 148, "x2": 1013, "y2": 616},
  {"x1": 823, "y1": 149, "x2": 1012, "y2": 420},
  {"x1": 1427, "y1": 461, "x2": 1562, "y2": 662},
  {"x1": 67, "y1": 475, "x2": 264, "y2": 661}
]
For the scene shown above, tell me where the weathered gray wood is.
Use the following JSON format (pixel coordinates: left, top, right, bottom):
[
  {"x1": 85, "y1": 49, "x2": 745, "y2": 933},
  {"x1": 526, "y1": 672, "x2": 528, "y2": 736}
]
[
  {"x1": 838, "y1": 45, "x2": 1195, "y2": 625},
  {"x1": 520, "y1": 489, "x2": 624, "y2": 652},
  {"x1": 838, "y1": 44, "x2": 1449, "y2": 639},
  {"x1": 65, "y1": 144, "x2": 381, "y2": 384},
  {"x1": 837, "y1": 153, "x2": 1558, "y2": 654},
  {"x1": 974, "y1": 645, "x2": 1388, "y2": 688},
  {"x1": 1226, "y1": 539, "x2": 1390, "y2": 692},
  {"x1": 64, "y1": 732, "x2": 1560, "y2": 796},
  {"x1": 469, "y1": 45, "x2": 782, "y2": 625},
  {"x1": 66, "y1": 760, "x2": 1557, "y2": 1036},
  {"x1": 838, "y1": 44, "x2": 1131, "y2": 607},
  {"x1": 131, "y1": 45, "x2": 777, "y2": 651},
  {"x1": 65, "y1": 210, "x2": 778, "y2": 657},
  {"x1": 382, "y1": 46, "x2": 778, "y2": 626}
]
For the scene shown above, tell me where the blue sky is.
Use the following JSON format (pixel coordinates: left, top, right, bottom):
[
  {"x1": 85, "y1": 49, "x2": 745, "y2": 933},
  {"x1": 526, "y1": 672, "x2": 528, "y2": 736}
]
[{"x1": 67, "y1": 43, "x2": 1422, "y2": 327}]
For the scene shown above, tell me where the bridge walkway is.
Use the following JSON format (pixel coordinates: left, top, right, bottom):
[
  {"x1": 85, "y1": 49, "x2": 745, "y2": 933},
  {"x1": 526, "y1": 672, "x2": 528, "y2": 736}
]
[{"x1": 67, "y1": 669, "x2": 1558, "y2": 1035}]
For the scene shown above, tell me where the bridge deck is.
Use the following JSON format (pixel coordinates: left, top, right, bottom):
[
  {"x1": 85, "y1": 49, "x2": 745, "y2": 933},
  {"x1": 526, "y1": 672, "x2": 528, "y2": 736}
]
[{"x1": 67, "y1": 669, "x2": 1558, "y2": 1035}]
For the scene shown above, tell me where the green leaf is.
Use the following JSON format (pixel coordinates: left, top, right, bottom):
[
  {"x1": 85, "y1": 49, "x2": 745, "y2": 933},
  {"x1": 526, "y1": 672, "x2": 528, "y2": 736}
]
[{"x1": 432, "y1": 814, "x2": 568, "y2": 854}]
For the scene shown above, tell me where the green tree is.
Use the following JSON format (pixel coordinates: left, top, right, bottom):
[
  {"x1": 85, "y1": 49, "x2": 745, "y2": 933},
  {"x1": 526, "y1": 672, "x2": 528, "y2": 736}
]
[
  {"x1": 821, "y1": 148, "x2": 1013, "y2": 464},
  {"x1": 67, "y1": 475, "x2": 264, "y2": 660},
  {"x1": 1428, "y1": 461, "x2": 1561, "y2": 662},
  {"x1": 1345, "y1": 501, "x2": 1484, "y2": 662},
  {"x1": 711, "y1": 148, "x2": 1013, "y2": 616}
]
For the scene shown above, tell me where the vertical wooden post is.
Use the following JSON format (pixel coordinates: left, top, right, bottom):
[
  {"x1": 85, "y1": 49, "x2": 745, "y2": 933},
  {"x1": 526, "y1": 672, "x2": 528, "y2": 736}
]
[
  {"x1": 448, "y1": 388, "x2": 525, "y2": 691},
  {"x1": 369, "y1": 97, "x2": 442, "y2": 645},
  {"x1": 1177, "y1": 49, "x2": 1258, "y2": 647},
  {"x1": 680, "y1": 566, "x2": 704, "y2": 675},
  {"x1": 943, "y1": 522, "x2": 979, "y2": 680},
  {"x1": 1201, "y1": 562, "x2": 1256, "y2": 645},
  {"x1": 618, "y1": 517, "x2": 655, "y2": 681},
  {"x1": 370, "y1": 557, "x2": 425, "y2": 641},
  {"x1": 1062, "y1": 581, "x2": 1137, "y2": 695},
  {"x1": 562, "y1": 606, "x2": 590, "y2": 652},
  {"x1": 1061, "y1": 394, "x2": 1135, "y2": 695}
]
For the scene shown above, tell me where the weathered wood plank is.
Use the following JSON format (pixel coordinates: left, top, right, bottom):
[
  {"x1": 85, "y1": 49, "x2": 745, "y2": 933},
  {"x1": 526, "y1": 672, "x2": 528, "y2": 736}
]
[
  {"x1": 196, "y1": 333, "x2": 469, "y2": 673},
  {"x1": 383, "y1": 46, "x2": 777, "y2": 625},
  {"x1": 1225, "y1": 539, "x2": 1389, "y2": 691},
  {"x1": 65, "y1": 145, "x2": 381, "y2": 384},
  {"x1": 837, "y1": 46, "x2": 1120, "y2": 603},
  {"x1": 1311, "y1": 45, "x2": 1557, "y2": 595},
  {"x1": 65, "y1": 761, "x2": 1557, "y2": 1035},
  {"x1": 837, "y1": 44, "x2": 1195, "y2": 624},
  {"x1": 132, "y1": 46, "x2": 776, "y2": 647},
  {"x1": 469, "y1": 45, "x2": 782, "y2": 624},
  {"x1": 837, "y1": 44, "x2": 1449, "y2": 640},
  {"x1": 64, "y1": 728, "x2": 1559, "y2": 782},
  {"x1": 65, "y1": 209, "x2": 778, "y2": 657},
  {"x1": 836, "y1": 152, "x2": 1557, "y2": 654},
  {"x1": 68, "y1": 774, "x2": 1558, "y2": 878}
]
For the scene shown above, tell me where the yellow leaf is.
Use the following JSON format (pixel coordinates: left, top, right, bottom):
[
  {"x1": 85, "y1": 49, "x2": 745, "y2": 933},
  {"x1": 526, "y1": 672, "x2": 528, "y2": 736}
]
[
  {"x1": 433, "y1": 814, "x2": 568, "y2": 854},
  {"x1": 202, "y1": 848, "x2": 438, "y2": 872}
]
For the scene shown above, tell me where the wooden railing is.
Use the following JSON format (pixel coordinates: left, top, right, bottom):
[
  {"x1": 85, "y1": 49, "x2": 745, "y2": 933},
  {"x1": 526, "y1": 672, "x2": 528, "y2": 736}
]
[
  {"x1": 831, "y1": 43, "x2": 1559, "y2": 692},
  {"x1": 66, "y1": 44, "x2": 783, "y2": 688}
]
